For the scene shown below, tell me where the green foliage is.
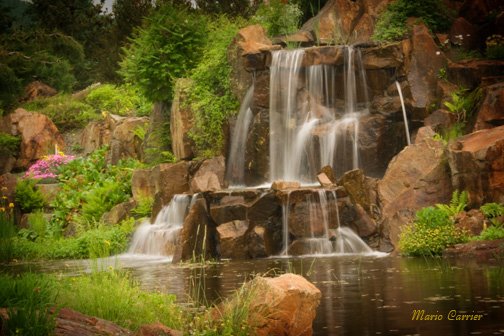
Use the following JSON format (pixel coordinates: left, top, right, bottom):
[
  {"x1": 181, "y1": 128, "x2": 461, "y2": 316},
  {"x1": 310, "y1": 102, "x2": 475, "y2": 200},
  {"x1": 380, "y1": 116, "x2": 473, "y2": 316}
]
[
  {"x1": 444, "y1": 87, "x2": 483, "y2": 124},
  {"x1": 435, "y1": 190, "x2": 468, "y2": 217},
  {"x1": 58, "y1": 269, "x2": 184, "y2": 331},
  {"x1": 132, "y1": 196, "x2": 153, "y2": 218},
  {"x1": 0, "y1": 191, "x2": 16, "y2": 262},
  {"x1": 485, "y1": 34, "x2": 504, "y2": 60},
  {"x1": 49, "y1": 147, "x2": 142, "y2": 237},
  {"x1": 27, "y1": 210, "x2": 48, "y2": 239},
  {"x1": 186, "y1": 17, "x2": 241, "y2": 157},
  {"x1": 85, "y1": 84, "x2": 152, "y2": 117},
  {"x1": 372, "y1": 0, "x2": 451, "y2": 42},
  {"x1": 399, "y1": 192, "x2": 471, "y2": 256},
  {"x1": 0, "y1": 132, "x2": 20, "y2": 156},
  {"x1": 15, "y1": 178, "x2": 46, "y2": 213},
  {"x1": 252, "y1": 0, "x2": 302, "y2": 37},
  {"x1": 11, "y1": 219, "x2": 134, "y2": 260},
  {"x1": 0, "y1": 273, "x2": 57, "y2": 336},
  {"x1": 119, "y1": 3, "x2": 208, "y2": 102},
  {"x1": 481, "y1": 203, "x2": 504, "y2": 219},
  {"x1": 22, "y1": 94, "x2": 100, "y2": 131},
  {"x1": 0, "y1": 63, "x2": 22, "y2": 112},
  {"x1": 473, "y1": 226, "x2": 504, "y2": 241},
  {"x1": 433, "y1": 122, "x2": 464, "y2": 145}
]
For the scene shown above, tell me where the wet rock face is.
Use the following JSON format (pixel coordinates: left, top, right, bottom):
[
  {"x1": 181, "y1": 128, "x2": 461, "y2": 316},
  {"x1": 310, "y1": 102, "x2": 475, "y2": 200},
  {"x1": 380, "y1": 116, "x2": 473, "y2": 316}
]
[
  {"x1": 448, "y1": 125, "x2": 504, "y2": 207},
  {"x1": 245, "y1": 273, "x2": 321, "y2": 336}
]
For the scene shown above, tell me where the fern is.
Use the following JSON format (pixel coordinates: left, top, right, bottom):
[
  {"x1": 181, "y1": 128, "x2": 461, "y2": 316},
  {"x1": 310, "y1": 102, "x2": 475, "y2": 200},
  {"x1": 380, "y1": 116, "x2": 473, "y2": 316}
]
[
  {"x1": 435, "y1": 190, "x2": 468, "y2": 217},
  {"x1": 480, "y1": 203, "x2": 504, "y2": 219}
]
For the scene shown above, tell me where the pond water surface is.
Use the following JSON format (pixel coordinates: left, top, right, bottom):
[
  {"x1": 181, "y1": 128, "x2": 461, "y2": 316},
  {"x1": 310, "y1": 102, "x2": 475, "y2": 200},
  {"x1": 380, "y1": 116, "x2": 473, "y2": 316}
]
[{"x1": 4, "y1": 254, "x2": 504, "y2": 336}]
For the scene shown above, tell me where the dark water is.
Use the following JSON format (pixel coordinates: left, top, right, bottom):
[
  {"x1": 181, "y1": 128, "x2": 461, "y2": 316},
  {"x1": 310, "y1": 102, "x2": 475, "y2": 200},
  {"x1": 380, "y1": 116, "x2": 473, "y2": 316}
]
[{"x1": 3, "y1": 254, "x2": 504, "y2": 335}]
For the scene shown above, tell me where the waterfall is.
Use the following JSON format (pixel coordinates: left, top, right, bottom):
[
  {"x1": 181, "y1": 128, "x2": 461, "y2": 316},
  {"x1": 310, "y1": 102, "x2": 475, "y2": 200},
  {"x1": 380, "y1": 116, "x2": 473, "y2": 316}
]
[
  {"x1": 226, "y1": 83, "x2": 255, "y2": 187},
  {"x1": 396, "y1": 81, "x2": 411, "y2": 145},
  {"x1": 267, "y1": 46, "x2": 370, "y2": 184},
  {"x1": 281, "y1": 191, "x2": 292, "y2": 256},
  {"x1": 128, "y1": 194, "x2": 192, "y2": 257}
]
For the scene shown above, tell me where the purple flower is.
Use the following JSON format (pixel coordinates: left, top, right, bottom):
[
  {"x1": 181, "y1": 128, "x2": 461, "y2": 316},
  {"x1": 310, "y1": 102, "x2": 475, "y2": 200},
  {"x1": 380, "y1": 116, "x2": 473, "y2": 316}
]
[{"x1": 25, "y1": 154, "x2": 75, "y2": 179}]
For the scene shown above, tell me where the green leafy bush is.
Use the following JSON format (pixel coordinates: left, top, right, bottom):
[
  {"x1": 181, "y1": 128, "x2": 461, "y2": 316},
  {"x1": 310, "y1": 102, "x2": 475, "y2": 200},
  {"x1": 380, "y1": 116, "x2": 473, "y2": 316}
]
[
  {"x1": 119, "y1": 3, "x2": 208, "y2": 102},
  {"x1": 27, "y1": 210, "x2": 48, "y2": 239},
  {"x1": 252, "y1": 0, "x2": 302, "y2": 37},
  {"x1": 22, "y1": 94, "x2": 100, "y2": 131},
  {"x1": 485, "y1": 34, "x2": 504, "y2": 60},
  {"x1": 435, "y1": 190, "x2": 468, "y2": 217},
  {"x1": 372, "y1": 0, "x2": 451, "y2": 42},
  {"x1": 0, "y1": 63, "x2": 22, "y2": 113},
  {"x1": 85, "y1": 84, "x2": 152, "y2": 117},
  {"x1": 132, "y1": 196, "x2": 153, "y2": 218},
  {"x1": 399, "y1": 206, "x2": 469, "y2": 256},
  {"x1": 15, "y1": 178, "x2": 46, "y2": 213},
  {"x1": 480, "y1": 203, "x2": 504, "y2": 220},
  {"x1": 187, "y1": 17, "x2": 241, "y2": 157},
  {"x1": 0, "y1": 132, "x2": 20, "y2": 156},
  {"x1": 0, "y1": 190, "x2": 16, "y2": 262}
]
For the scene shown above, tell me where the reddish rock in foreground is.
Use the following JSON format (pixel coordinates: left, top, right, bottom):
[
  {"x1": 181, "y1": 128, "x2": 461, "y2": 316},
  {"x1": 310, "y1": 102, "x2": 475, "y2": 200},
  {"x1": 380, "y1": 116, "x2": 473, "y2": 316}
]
[{"x1": 443, "y1": 239, "x2": 504, "y2": 262}]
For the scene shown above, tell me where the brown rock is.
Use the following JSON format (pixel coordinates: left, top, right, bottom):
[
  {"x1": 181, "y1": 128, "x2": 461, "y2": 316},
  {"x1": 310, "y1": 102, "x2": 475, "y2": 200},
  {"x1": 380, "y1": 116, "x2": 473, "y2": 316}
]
[
  {"x1": 80, "y1": 120, "x2": 112, "y2": 155},
  {"x1": 379, "y1": 135, "x2": 453, "y2": 248},
  {"x1": 319, "y1": 165, "x2": 336, "y2": 183},
  {"x1": 449, "y1": 17, "x2": 479, "y2": 50},
  {"x1": 473, "y1": 82, "x2": 504, "y2": 131},
  {"x1": 271, "y1": 180, "x2": 301, "y2": 190},
  {"x1": 108, "y1": 116, "x2": 149, "y2": 164},
  {"x1": 407, "y1": 23, "x2": 448, "y2": 110},
  {"x1": 454, "y1": 209, "x2": 486, "y2": 236},
  {"x1": 424, "y1": 109, "x2": 457, "y2": 130},
  {"x1": 170, "y1": 79, "x2": 194, "y2": 160},
  {"x1": 131, "y1": 168, "x2": 157, "y2": 203},
  {"x1": 459, "y1": 0, "x2": 499, "y2": 25},
  {"x1": 352, "y1": 203, "x2": 377, "y2": 237},
  {"x1": 101, "y1": 200, "x2": 136, "y2": 225},
  {"x1": 414, "y1": 126, "x2": 436, "y2": 144},
  {"x1": 1, "y1": 108, "x2": 65, "y2": 169},
  {"x1": 36, "y1": 183, "x2": 60, "y2": 205},
  {"x1": 135, "y1": 322, "x2": 182, "y2": 336},
  {"x1": 448, "y1": 125, "x2": 504, "y2": 207},
  {"x1": 361, "y1": 43, "x2": 404, "y2": 69},
  {"x1": 302, "y1": 46, "x2": 344, "y2": 67},
  {"x1": 217, "y1": 220, "x2": 249, "y2": 259},
  {"x1": 247, "y1": 192, "x2": 280, "y2": 221},
  {"x1": 151, "y1": 162, "x2": 191, "y2": 219},
  {"x1": 21, "y1": 81, "x2": 57, "y2": 102},
  {"x1": 339, "y1": 169, "x2": 376, "y2": 214},
  {"x1": 191, "y1": 156, "x2": 226, "y2": 188},
  {"x1": 172, "y1": 197, "x2": 217, "y2": 263},
  {"x1": 190, "y1": 172, "x2": 221, "y2": 193},
  {"x1": 447, "y1": 59, "x2": 504, "y2": 89},
  {"x1": 247, "y1": 225, "x2": 268, "y2": 258},
  {"x1": 54, "y1": 307, "x2": 132, "y2": 336},
  {"x1": 0, "y1": 173, "x2": 17, "y2": 204},
  {"x1": 236, "y1": 25, "x2": 275, "y2": 56},
  {"x1": 443, "y1": 239, "x2": 504, "y2": 262},
  {"x1": 246, "y1": 273, "x2": 321, "y2": 336},
  {"x1": 210, "y1": 202, "x2": 248, "y2": 225},
  {"x1": 317, "y1": 173, "x2": 333, "y2": 188}
]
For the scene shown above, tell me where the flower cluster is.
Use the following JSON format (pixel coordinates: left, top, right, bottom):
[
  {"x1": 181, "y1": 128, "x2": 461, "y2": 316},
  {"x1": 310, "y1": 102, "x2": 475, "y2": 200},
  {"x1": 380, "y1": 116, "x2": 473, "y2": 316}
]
[
  {"x1": 486, "y1": 34, "x2": 504, "y2": 48},
  {"x1": 0, "y1": 186, "x2": 14, "y2": 215},
  {"x1": 25, "y1": 153, "x2": 75, "y2": 179}
]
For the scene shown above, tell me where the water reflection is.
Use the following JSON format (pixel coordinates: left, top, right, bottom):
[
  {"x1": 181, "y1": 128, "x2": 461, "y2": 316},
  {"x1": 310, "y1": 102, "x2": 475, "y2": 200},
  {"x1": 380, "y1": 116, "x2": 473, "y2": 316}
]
[{"x1": 3, "y1": 255, "x2": 503, "y2": 335}]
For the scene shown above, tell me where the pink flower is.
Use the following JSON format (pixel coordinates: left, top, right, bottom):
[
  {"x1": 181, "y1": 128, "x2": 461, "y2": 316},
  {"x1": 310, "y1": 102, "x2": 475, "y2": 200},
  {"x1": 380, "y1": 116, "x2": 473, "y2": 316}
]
[{"x1": 25, "y1": 154, "x2": 75, "y2": 179}]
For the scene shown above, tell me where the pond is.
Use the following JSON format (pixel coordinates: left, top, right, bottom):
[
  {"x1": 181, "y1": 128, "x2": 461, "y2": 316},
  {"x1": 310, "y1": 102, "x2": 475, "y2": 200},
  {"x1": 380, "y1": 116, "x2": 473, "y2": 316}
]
[{"x1": 3, "y1": 254, "x2": 504, "y2": 336}]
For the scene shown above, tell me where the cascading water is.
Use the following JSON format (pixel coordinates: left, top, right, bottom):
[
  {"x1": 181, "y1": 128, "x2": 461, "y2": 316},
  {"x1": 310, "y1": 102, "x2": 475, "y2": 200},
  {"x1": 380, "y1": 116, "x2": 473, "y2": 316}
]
[
  {"x1": 268, "y1": 46, "x2": 370, "y2": 183},
  {"x1": 226, "y1": 83, "x2": 255, "y2": 187},
  {"x1": 128, "y1": 194, "x2": 192, "y2": 257}
]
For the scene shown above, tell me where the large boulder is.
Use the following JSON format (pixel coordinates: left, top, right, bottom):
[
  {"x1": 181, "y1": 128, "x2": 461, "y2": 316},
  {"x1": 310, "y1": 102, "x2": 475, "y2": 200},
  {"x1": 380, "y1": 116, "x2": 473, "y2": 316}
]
[
  {"x1": 448, "y1": 125, "x2": 504, "y2": 207},
  {"x1": 378, "y1": 126, "x2": 453, "y2": 249},
  {"x1": 190, "y1": 156, "x2": 226, "y2": 191},
  {"x1": 473, "y1": 82, "x2": 504, "y2": 131},
  {"x1": 406, "y1": 23, "x2": 448, "y2": 111},
  {"x1": 108, "y1": 116, "x2": 149, "y2": 164},
  {"x1": 245, "y1": 273, "x2": 321, "y2": 336},
  {"x1": 216, "y1": 220, "x2": 249, "y2": 259},
  {"x1": 299, "y1": 0, "x2": 392, "y2": 44},
  {"x1": 1, "y1": 108, "x2": 65, "y2": 170},
  {"x1": 447, "y1": 59, "x2": 504, "y2": 89},
  {"x1": 170, "y1": 79, "x2": 195, "y2": 160},
  {"x1": 80, "y1": 120, "x2": 112, "y2": 155}
]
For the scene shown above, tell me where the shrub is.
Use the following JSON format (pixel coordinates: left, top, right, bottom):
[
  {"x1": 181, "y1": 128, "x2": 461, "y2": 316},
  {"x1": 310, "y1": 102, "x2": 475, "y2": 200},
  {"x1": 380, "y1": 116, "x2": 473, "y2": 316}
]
[
  {"x1": 0, "y1": 62, "x2": 22, "y2": 113},
  {"x1": 25, "y1": 153, "x2": 75, "y2": 180},
  {"x1": 372, "y1": 0, "x2": 451, "y2": 42},
  {"x1": 435, "y1": 190, "x2": 468, "y2": 217},
  {"x1": 15, "y1": 178, "x2": 46, "y2": 213},
  {"x1": 85, "y1": 84, "x2": 152, "y2": 117},
  {"x1": 480, "y1": 203, "x2": 504, "y2": 220},
  {"x1": 0, "y1": 132, "x2": 20, "y2": 156},
  {"x1": 473, "y1": 226, "x2": 504, "y2": 241},
  {"x1": 399, "y1": 206, "x2": 469, "y2": 256},
  {"x1": 252, "y1": 0, "x2": 302, "y2": 37},
  {"x1": 486, "y1": 34, "x2": 504, "y2": 60},
  {"x1": 119, "y1": 3, "x2": 208, "y2": 102},
  {"x1": 22, "y1": 94, "x2": 100, "y2": 131},
  {"x1": 187, "y1": 17, "x2": 242, "y2": 157},
  {"x1": 27, "y1": 210, "x2": 48, "y2": 239},
  {"x1": 0, "y1": 189, "x2": 16, "y2": 261},
  {"x1": 132, "y1": 196, "x2": 153, "y2": 218},
  {"x1": 443, "y1": 87, "x2": 483, "y2": 124}
]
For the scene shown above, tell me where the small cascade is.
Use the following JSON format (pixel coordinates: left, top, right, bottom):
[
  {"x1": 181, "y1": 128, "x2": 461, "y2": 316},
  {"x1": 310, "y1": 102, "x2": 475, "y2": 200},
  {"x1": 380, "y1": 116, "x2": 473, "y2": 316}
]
[
  {"x1": 128, "y1": 195, "x2": 192, "y2": 256},
  {"x1": 283, "y1": 189, "x2": 374, "y2": 255},
  {"x1": 226, "y1": 83, "x2": 255, "y2": 187},
  {"x1": 267, "y1": 46, "x2": 370, "y2": 183}
]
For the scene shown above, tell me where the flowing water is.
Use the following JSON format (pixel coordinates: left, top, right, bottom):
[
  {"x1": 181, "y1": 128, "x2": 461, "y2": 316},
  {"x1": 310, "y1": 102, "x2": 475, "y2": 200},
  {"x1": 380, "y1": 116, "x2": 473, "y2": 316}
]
[
  {"x1": 268, "y1": 46, "x2": 370, "y2": 183},
  {"x1": 5, "y1": 256, "x2": 503, "y2": 335},
  {"x1": 396, "y1": 81, "x2": 411, "y2": 145},
  {"x1": 127, "y1": 194, "x2": 192, "y2": 257}
]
